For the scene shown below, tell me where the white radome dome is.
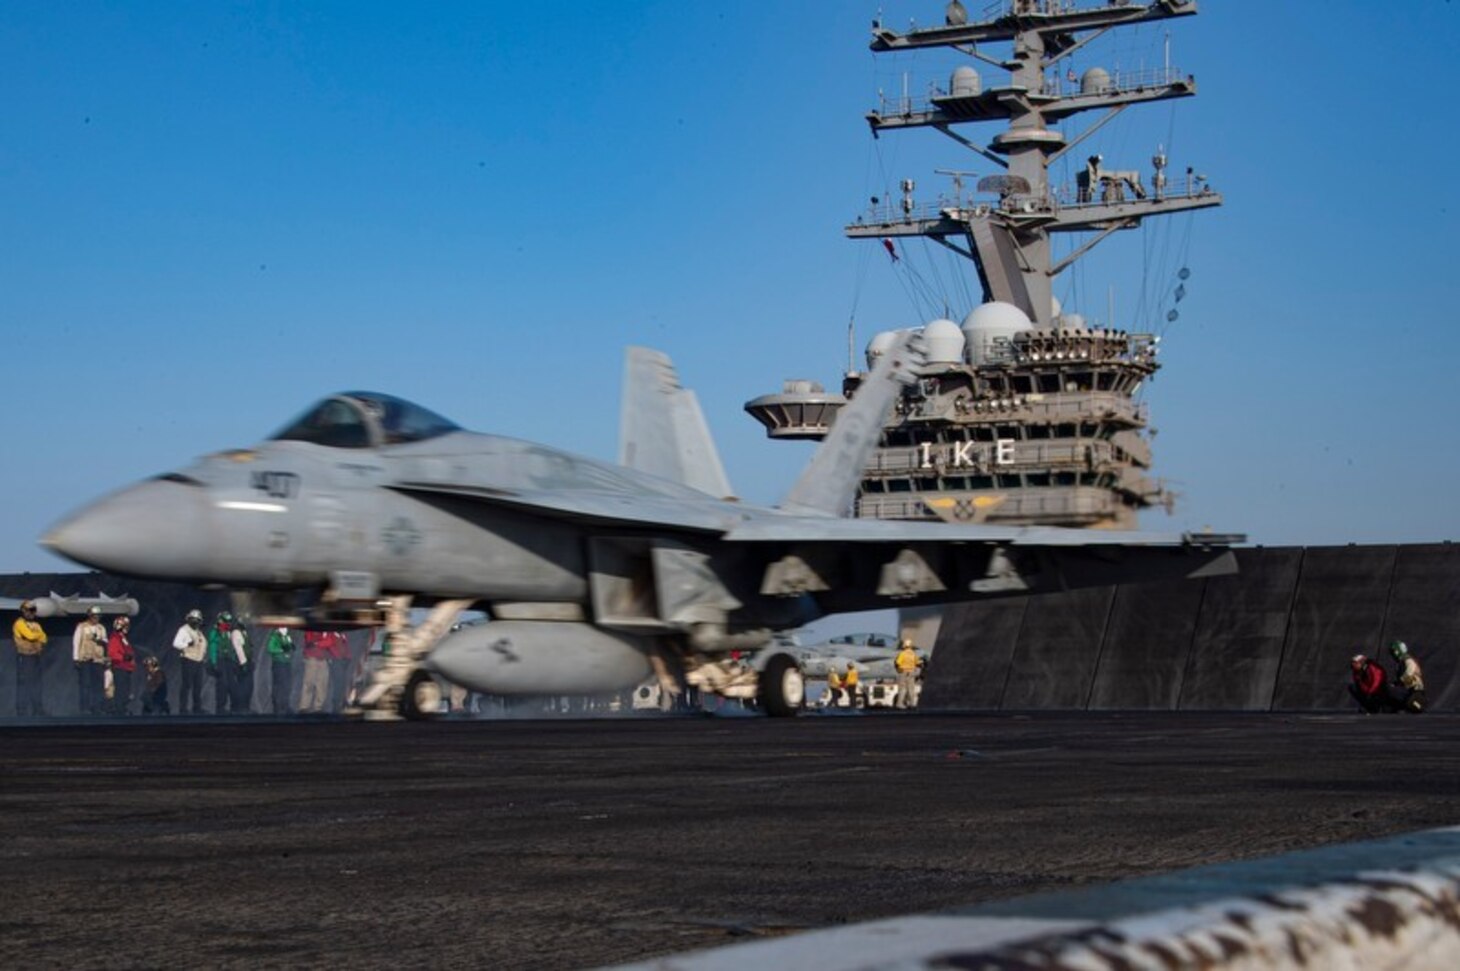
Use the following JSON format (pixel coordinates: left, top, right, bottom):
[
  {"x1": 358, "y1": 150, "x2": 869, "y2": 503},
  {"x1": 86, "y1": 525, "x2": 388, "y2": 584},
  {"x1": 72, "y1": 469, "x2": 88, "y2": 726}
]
[
  {"x1": 961, "y1": 301, "x2": 1032, "y2": 365},
  {"x1": 922, "y1": 318, "x2": 966, "y2": 365},
  {"x1": 950, "y1": 66, "x2": 981, "y2": 98},
  {"x1": 865, "y1": 330, "x2": 899, "y2": 369},
  {"x1": 1081, "y1": 67, "x2": 1111, "y2": 94}
]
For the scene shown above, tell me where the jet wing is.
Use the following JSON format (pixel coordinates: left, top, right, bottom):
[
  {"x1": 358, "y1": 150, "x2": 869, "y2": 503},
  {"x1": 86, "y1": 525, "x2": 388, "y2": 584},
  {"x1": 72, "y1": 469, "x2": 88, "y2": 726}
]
[
  {"x1": 724, "y1": 512, "x2": 1240, "y2": 610},
  {"x1": 390, "y1": 481, "x2": 738, "y2": 534},
  {"x1": 724, "y1": 514, "x2": 1202, "y2": 547}
]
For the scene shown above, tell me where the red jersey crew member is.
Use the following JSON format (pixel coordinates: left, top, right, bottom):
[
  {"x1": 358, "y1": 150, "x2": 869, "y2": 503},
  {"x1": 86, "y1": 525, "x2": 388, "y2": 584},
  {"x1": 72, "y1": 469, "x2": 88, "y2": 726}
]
[
  {"x1": 107, "y1": 617, "x2": 136, "y2": 715},
  {"x1": 1348, "y1": 654, "x2": 1392, "y2": 714}
]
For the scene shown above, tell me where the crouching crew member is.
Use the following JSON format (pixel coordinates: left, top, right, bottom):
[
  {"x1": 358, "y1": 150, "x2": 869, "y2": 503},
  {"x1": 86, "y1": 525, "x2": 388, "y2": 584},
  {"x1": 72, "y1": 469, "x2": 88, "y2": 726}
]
[
  {"x1": 1349, "y1": 654, "x2": 1393, "y2": 714},
  {"x1": 1388, "y1": 641, "x2": 1427, "y2": 713},
  {"x1": 141, "y1": 655, "x2": 170, "y2": 715}
]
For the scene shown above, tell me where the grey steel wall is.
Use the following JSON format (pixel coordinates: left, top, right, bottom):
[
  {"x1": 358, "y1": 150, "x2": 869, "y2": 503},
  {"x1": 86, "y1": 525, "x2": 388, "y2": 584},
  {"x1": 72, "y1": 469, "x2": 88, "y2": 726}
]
[{"x1": 922, "y1": 544, "x2": 1460, "y2": 711}]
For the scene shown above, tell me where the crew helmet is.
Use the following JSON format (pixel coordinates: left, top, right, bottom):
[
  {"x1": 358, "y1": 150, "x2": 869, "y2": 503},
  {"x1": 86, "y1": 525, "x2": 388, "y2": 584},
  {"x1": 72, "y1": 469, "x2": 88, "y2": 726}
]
[
  {"x1": 87, "y1": 605, "x2": 102, "y2": 617},
  {"x1": 1350, "y1": 654, "x2": 1367, "y2": 669},
  {"x1": 218, "y1": 611, "x2": 234, "y2": 624},
  {"x1": 1389, "y1": 640, "x2": 1409, "y2": 659},
  {"x1": 20, "y1": 600, "x2": 36, "y2": 613},
  {"x1": 185, "y1": 609, "x2": 203, "y2": 622},
  {"x1": 113, "y1": 616, "x2": 129, "y2": 631}
]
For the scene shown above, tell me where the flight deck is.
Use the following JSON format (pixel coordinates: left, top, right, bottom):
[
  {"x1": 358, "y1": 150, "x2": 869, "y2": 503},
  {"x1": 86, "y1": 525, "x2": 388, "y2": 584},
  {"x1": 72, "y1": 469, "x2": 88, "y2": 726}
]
[{"x1": 2, "y1": 712, "x2": 1456, "y2": 969}]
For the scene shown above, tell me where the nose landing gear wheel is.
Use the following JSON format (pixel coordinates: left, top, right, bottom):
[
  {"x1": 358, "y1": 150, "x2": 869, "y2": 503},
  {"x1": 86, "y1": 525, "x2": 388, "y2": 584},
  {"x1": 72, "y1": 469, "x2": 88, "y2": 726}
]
[
  {"x1": 400, "y1": 669, "x2": 443, "y2": 721},
  {"x1": 759, "y1": 654, "x2": 804, "y2": 717}
]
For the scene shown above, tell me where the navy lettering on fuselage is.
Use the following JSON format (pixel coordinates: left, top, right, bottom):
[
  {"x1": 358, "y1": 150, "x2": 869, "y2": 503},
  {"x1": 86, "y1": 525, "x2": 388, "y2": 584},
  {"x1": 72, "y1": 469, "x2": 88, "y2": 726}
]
[
  {"x1": 251, "y1": 471, "x2": 301, "y2": 499},
  {"x1": 381, "y1": 517, "x2": 422, "y2": 557}
]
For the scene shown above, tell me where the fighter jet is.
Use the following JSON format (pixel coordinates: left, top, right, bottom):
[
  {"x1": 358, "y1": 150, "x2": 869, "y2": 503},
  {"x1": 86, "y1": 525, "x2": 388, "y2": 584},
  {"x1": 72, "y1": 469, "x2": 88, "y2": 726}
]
[
  {"x1": 42, "y1": 334, "x2": 1237, "y2": 717},
  {"x1": 791, "y1": 632, "x2": 910, "y2": 682}
]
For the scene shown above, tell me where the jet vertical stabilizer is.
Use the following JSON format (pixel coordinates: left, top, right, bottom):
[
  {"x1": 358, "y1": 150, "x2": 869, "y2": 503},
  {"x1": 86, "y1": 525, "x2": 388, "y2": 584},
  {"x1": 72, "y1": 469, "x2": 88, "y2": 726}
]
[
  {"x1": 779, "y1": 331, "x2": 925, "y2": 516},
  {"x1": 619, "y1": 347, "x2": 734, "y2": 499}
]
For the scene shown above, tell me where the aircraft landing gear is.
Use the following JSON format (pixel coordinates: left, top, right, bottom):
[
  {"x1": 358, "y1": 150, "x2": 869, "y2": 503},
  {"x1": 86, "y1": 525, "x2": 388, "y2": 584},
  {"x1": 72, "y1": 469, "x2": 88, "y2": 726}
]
[
  {"x1": 399, "y1": 669, "x2": 444, "y2": 721},
  {"x1": 351, "y1": 596, "x2": 475, "y2": 720},
  {"x1": 757, "y1": 653, "x2": 804, "y2": 718}
]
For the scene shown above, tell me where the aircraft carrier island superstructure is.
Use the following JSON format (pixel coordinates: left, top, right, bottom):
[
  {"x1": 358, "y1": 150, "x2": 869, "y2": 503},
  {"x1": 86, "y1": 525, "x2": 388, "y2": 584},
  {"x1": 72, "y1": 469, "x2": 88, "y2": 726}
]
[{"x1": 747, "y1": 0, "x2": 1220, "y2": 529}]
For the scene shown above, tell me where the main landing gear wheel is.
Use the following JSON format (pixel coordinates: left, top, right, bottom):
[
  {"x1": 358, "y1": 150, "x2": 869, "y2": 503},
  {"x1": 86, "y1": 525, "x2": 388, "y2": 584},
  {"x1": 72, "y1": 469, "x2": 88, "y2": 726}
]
[
  {"x1": 759, "y1": 654, "x2": 804, "y2": 718},
  {"x1": 400, "y1": 669, "x2": 443, "y2": 721}
]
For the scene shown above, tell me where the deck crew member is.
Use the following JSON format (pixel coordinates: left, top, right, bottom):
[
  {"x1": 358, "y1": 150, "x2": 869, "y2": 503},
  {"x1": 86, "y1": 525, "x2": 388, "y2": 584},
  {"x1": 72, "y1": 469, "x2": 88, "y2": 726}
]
[
  {"x1": 209, "y1": 612, "x2": 251, "y2": 715},
  {"x1": 106, "y1": 616, "x2": 136, "y2": 715},
  {"x1": 894, "y1": 639, "x2": 920, "y2": 709},
  {"x1": 12, "y1": 600, "x2": 48, "y2": 716},
  {"x1": 173, "y1": 609, "x2": 208, "y2": 715},
  {"x1": 843, "y1": 663, "x2": 860, "y2": 707},
  {"x1": 1348, "y1": 654, "x2": 1392, "y2": 714},
  {"x1": 72, "y1": 606, "x2": 108, "y2": 715},
  {"x1": 266, "y1": 627, "x2": 296, "y2": 714},
  {"x1": 1388, "y1": 641, "x2": 1426, "y2": 713}
]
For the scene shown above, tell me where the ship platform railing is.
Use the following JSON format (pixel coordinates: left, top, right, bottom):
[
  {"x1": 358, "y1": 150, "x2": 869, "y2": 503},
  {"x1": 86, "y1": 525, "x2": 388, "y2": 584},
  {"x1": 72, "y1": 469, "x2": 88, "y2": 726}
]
[
  {"x1": 856, "y1": 485, "x2": 1125, "y2": 523},
  {"x1": 905, "y1": 392, "x2": 1149, "y2": 426},
  {"x1": 873, "y1": 65, "x2": 1188, "y2": 120},
  {"x1": 852, "y1": 182, "x2": 1215, "y2": 230},
  {"x1": 971, "y1": 0, "x2": 1166, "y2": 29},
  {"x1": 976, "y1": 0, "x2": 1107, "y2": 19}
]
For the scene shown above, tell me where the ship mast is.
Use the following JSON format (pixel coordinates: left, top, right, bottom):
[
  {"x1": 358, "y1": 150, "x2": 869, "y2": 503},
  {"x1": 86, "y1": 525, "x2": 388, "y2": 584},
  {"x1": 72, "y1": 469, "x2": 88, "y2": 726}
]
[
  {"x1": 850, "y1": 0, "x2": 1220, "y2": 327},
  {"x1": 746, "y1": 1, "x2": 1220, "y2": 532}
]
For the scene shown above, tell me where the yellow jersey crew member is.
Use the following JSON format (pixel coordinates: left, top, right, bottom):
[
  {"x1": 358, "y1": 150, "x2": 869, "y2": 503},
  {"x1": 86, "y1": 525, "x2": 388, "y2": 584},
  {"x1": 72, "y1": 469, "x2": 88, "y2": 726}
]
[
  {"x1": 894, "y1": 639, "x2": 920, "y2": 709},
  {"x1": 843, "y1": 663, "x2": 860, "y2": 707},
  {"x1": 13, "y1": 600, "x2": 48, "y2": 717},
  {"x1": 826, "y1": 668, "x2": 843, "y2": 706}
]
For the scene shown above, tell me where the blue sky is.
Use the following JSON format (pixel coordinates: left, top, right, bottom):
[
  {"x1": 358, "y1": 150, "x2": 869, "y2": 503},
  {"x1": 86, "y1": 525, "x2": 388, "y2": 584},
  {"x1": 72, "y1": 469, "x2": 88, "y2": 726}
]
[{"x1": 4, "y1": 1, "x2": 1459, "y2": 593}]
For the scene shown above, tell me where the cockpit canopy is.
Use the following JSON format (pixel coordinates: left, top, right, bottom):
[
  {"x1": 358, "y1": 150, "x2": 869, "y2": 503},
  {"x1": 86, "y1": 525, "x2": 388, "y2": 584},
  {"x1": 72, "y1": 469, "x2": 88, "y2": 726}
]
[{"x1": 269, "y1": 392, "x2": 460, "y2": 449}]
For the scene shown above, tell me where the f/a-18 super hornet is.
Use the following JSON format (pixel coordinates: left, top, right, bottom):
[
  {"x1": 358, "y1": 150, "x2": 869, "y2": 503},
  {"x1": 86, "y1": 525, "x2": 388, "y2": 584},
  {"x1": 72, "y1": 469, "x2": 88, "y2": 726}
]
[{"x1": 42, "y1": 334, "x2": 1237, "y2": 717}]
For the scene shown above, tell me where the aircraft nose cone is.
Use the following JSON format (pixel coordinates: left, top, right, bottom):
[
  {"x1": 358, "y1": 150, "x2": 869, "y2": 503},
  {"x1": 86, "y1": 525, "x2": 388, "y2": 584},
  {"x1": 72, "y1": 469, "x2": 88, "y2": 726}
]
[{"x1": 43, "y1": 479, "x2": 207, "y2": 577}]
